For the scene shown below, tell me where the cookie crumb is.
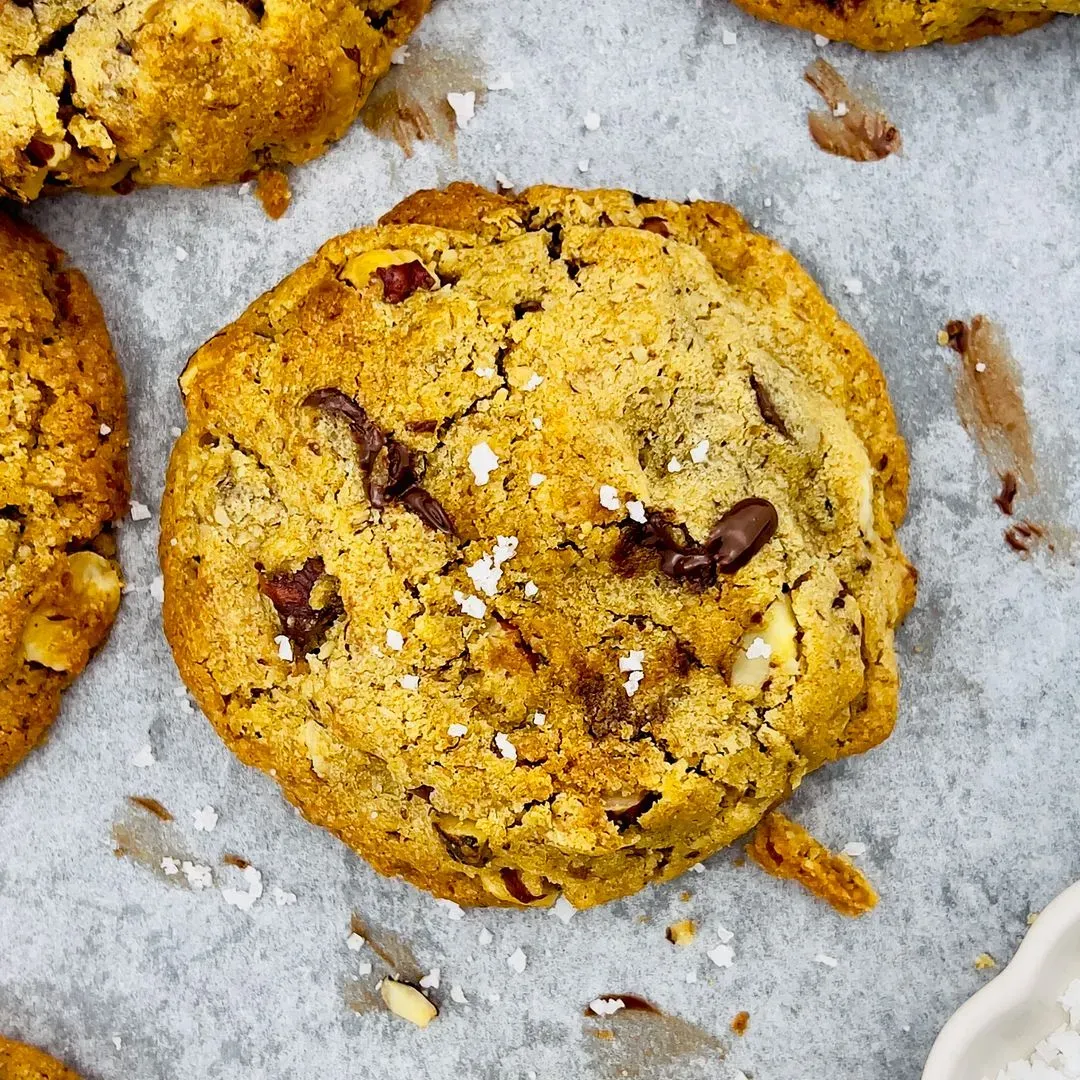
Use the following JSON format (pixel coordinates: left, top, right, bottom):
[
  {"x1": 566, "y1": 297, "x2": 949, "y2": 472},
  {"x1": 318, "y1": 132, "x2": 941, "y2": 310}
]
[
  {"x1": 746, "y1": 811, "x2": 879, "y2": 917},
  {"x1": 255, "y1": 168, "x2": 292, "y2": 220},
  {"x1": 666, "y1": 919, "x2": 696, "y2": 946},
  {"x1": 731, "y1": 1010, "x2": 750, "y2": 1035},
  {"x1": 975, "y1": 953, "x2": 997, "y2": 970}
]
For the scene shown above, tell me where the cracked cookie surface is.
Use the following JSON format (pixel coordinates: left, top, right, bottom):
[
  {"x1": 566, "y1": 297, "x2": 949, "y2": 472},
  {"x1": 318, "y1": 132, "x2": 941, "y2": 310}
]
[
  {"x1": 0, "y1": 0, "x2": 429, "y2": 201},
  {"x1": 161, "y1": 183, "x2": 915, "y2": 909},
  {"x1": 732, "y1": 0, "x2": 1065, "y2": 49},
  {"x1": 0, "y1": 1036, "x2": 81, "y2": 1080},
  {"x1": 0, "y1": 213, "x2": 128, "y2": 779}
]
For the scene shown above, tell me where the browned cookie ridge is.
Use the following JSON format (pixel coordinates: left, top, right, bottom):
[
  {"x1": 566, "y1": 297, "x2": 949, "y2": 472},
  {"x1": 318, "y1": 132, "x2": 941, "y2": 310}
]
[
  {"x1": 0, "y1": 1034, "x2": 82, "y2": 1079},
  {"x1": 161, "y1": 183, "x2": 915, "y2": 909},
  {"x1": 0, "y1": 0, "x2": 430, "y2": 201},
  {"x1": 731, "y1": 0, "x2": 1063, "y2": 50},
  {"x1": 0, "y1": 213, "x2": 129, "y2": 778}
]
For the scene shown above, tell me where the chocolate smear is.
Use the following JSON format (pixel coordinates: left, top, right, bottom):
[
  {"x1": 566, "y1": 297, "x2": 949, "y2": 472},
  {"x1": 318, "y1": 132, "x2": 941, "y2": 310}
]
[
  {"x1": 360, "y1": 43, "x2": 486, "y2": 157},
  {"x1": 583, "y1": 995, "x2": 725, "y2": 1079},
  {"x1": 375, "y1": 260, "x2": 436, "y2": 304},
  {"x1": 127, "y1": 796, "x2": 172, "y2": 822},
  {"x1": 350, "y1": 913, "x2": 424, "y2": 983},
  {"x1": 259, "y1": 556, "x2": 345, "y2": 655},
  {"x1": 305, "y1": 388, "x2": 456, "y2": 535},
  {"x1": 946, "y1": 316, "x2": 1061, "y2": 555},
  {"x1": 805, "y1": 59, "x2": 901, "y2": 163}
]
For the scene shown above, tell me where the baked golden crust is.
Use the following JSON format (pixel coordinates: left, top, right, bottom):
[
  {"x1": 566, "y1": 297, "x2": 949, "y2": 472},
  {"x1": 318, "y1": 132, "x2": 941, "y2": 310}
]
[
  {"x1": 161, "y1": 183, "x2": 914, "y2": 909},
  {"x1": 0, "y1": 213, "x2": 129, "y2": 778},
  {"x1": 731, "y1": 0, "x2": 1059, "y2": 51},
  {"x1": 0, "y1": 0, "x2": 430, "y2": 201},
  {"x1": 0, "y1": 1035, "x2": 81, "y2": 1080}
]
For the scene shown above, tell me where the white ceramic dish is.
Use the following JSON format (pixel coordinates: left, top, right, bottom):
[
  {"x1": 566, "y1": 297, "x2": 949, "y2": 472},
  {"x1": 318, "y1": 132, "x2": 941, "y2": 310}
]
[{"x1": 923, "y1": 880, "x2": 1080, "y2": 1080}]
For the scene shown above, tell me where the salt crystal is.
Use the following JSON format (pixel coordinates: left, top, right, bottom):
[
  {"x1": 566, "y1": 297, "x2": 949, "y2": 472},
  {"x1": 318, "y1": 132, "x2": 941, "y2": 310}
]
[
  {"x1": 468, "y1": 442, "x2": 500, "y2": 485},
  {"x1": 583, "y1": 111, "x2": 601, "y2": 131},
  {"x1": 447, "y1": 91, "x2": 476, "y2": 128},
  {"x1": 507, "y1": 947, "x2": 527, "y2": 973}
]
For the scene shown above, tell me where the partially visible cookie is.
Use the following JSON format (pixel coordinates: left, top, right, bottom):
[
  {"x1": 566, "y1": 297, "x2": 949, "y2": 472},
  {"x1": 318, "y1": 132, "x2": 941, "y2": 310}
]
[
  {"x1": 0, "y1": 0, "x2": 430, "y2": 201},
  {"x1": 162, "y1": 183, "x2": 915, "y2": 909},
  {"x1": 0, "y1": 1035, "x2": 81, "y2": 1080},
  {"x1": 0, "y1": 213, "x2": 129, "y2": 779},
  {"x1": 730, "y1": 0, "x2": 1060, "y2": 50}
]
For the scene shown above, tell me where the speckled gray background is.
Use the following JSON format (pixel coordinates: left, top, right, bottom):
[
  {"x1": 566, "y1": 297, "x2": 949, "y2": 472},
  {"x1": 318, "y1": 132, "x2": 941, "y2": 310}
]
[{"x1": 3, "y1": 2, "x2": 1080, "y2": 1078}]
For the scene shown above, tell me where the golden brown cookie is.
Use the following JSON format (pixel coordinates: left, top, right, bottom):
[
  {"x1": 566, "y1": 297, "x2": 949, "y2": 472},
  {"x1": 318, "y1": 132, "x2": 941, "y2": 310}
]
[
  {"x1": 0, "y1": 1035, "x2": 81, "y2": 1080},
  {"x1": 731, "y1": 0, "x2": 1060, "y2": 50},
  {"x1": 161, "y1": 183, "x2": 915, "y2": 909},
  {"x1": 0, "y1": 0, "x2": 430, "y2": 201},
  {"x1": 0, "y1": 213, "x2": 129, "y2": 779}
]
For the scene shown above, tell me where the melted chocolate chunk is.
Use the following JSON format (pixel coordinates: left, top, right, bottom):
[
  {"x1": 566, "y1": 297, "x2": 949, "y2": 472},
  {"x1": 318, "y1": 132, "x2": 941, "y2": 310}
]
[
  {"x1": 305, "y1": 388, "x2": 457, "y2": 535},
  {"x1": 500, "y1": 867, "x2": 545, "y2": 904},
  {"x1": 375, "y1": 260, "x2": 436, "y2": 303},
  {"x1": 303, "y1": 387, "x2": 384, "y2": 470},
  {"x1": 615, "y1": 500, "x2": 778, "y2": 585},
  {"x1": 750, "y1": 374, "x2": 790, "y2": 437},
  {"x1": 436, "y1": 826, "x2": 489, "y2": 867},
  {"x1": 260, "y1": 556, "x2": 344, "y2": 655},
  {"x1": 605, "y1": 791, "x2": 659, "y2": 829},
  {"x1": 399, "y1": 487, "x2": 456, "y2": 534},
  {"x1": 639, "y1": 217, "x2": 671, "y2": 237},
  {"x1": 705, "y1": 498, "x2": 779, "y2": 573}
]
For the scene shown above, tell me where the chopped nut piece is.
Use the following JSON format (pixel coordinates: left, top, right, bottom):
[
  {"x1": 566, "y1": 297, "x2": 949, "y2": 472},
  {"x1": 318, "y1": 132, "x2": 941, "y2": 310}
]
[
  {"x1": 666, "y1": 919, "x2": 696, "y2": 946},
  {"x1": 380, "y1": 979, "x2": 438, "y2": 1028},
  {"x1": 731, "y1": 594, "x2": 798, "y2": 691},
  {"x1": 747, "y1": 811, "x2": 878, "y2": 917}
]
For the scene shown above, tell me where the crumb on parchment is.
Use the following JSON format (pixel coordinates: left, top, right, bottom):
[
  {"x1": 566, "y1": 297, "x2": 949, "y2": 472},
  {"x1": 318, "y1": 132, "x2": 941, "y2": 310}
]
[{"x1": 746, "y1": 810, "x2": 878, "y2": 917}]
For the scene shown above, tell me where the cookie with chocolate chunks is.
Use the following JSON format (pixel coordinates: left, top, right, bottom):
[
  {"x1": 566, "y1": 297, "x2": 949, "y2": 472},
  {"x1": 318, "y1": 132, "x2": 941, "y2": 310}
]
[
  {"x1": 732, "y1": 0, "x2": 1062, "y2": 50},
  {"x1": 0, "y1": 213, "x2": 129, "y2": 780},
  {"x1": 0, "y1": 0, "x2": 430, "y2": 200},
  {"x1": 161, "y1": 183, "x2": 914, "y2": 909}
]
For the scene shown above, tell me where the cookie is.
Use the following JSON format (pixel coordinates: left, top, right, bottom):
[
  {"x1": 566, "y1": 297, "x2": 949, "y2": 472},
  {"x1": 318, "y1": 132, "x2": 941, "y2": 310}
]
[
  {"x1": 161, "y1": 183, "x2": 915, "y2": 909},
  {"x1": 0, "y1": 1035, "x2": 81, "y2": 1080},
  {"x1": 731, "y1": 0, "x2": 1060, "y2": 50},
  {"x1": 0, "y1": 0, "x2": 429, "y2": 201},
  {"x1": 0, "y1": 213, "x2": 128, "y2": 779}
]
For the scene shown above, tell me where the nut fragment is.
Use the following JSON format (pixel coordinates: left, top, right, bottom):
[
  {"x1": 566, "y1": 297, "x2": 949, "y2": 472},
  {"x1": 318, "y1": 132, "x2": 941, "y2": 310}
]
[
  {"x1": 341, "y1": 248, "x2": 426, "y2": 286},
  {"x1": 380, "y1": 978, "x2": 438, "y2": 1028},
  {"x1": 666, "y1": 919, "x2": 696, "y2": 946},
  {"x1": 731, "y1": 594, "x2": 798, "y2": 691},
  {"x1": 21, "y1": 551, "x2": 122, "y2": 671}
]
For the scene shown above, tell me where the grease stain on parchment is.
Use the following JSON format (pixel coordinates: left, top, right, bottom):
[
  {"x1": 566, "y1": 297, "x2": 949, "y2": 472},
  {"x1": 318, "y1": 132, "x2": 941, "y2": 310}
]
[
  {"x1": 111, "y1": 810, "x2": 200, "y2": 888},
  {"x1": 361, "y1": 44, "x2": 487, "y2": 158},
  {"x1": 945, "y1": 315, "x2": 1066, "y2": 556},
  {"x1": 583, "y1": 995, "x2": 724, "y2": 1079},
  {"x1": 805, "y1": 59, "x2": 901, "y2": 163},
  {"x1": 349, "y1": 913, "x2": 423, "y2": 983}
]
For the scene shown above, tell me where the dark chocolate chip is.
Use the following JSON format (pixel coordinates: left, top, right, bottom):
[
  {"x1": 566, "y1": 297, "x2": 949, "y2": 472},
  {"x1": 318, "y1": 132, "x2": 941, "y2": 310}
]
[
  {"x1": 399, "y1": 486, "x2": 456, "y2": 534},
  {"x1": 704, "y1": 498, "x2": 778, "y2": 573},
  {"x1": 499, "y1": 867, "x2": 544, "y2": 904},
  {"x1": 436, "y1": 826, "x2": 489, "y2": 867},
  {"x1": 750, "y1": 374, "x2": 790, "y2": 438},
  {"x1": 304, "y1": 387, "x2": 385, "y2": 470},
  {"x1": 639, "y1": 217, "x2": 671, "y2": 237},
  {"x1": 945, "y1": 320, "x2": 969, "y2": 355},
  {"x1": 260, "y1": 556, "x2": 344, "y2": 656},
  {"x1": 375, "y1": 260, "x2": 436, "y2": 303},
  {"x1": 658, "y1": 548, "x2": 716, "y2": 585},
  {"x1": 24, "y1": 138, "x2": 53, "y2": 167}
]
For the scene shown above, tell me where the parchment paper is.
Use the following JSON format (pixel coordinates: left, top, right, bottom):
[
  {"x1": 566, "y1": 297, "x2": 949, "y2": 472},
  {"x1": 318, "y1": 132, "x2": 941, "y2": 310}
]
[{"x1": 4, "y1": 3, "x2": 1080, "y2": 1077}]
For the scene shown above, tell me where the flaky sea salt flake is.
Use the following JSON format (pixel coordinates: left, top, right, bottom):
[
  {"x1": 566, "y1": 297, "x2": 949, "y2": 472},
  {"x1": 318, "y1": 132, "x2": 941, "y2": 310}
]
[
  {"x1": 468, "y1": 442, "x2": 500, "y2": 485},
  {"x1": 447, "y1": 91, "x2": 476, "y2": 129}
]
